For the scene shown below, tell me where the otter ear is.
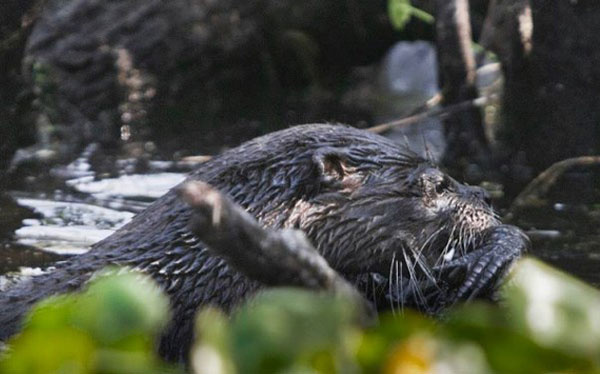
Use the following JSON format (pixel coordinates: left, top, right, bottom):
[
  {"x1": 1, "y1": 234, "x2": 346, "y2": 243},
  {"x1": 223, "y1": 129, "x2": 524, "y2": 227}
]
[{"x1": 312, "y1": 148, "x2": 352, "y2": 185}]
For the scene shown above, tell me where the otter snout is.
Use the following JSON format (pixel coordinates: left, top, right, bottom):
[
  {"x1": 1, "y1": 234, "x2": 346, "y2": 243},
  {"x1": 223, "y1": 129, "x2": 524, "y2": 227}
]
[{"x1": 460, "y1": 185, "x2": 492, "y2": 206}]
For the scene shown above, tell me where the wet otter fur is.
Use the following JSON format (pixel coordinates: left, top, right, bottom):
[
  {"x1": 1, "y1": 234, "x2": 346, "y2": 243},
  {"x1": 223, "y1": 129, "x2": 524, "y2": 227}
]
[{"x1": 0, "y1": 124, "x2": 527, "y2": 361}]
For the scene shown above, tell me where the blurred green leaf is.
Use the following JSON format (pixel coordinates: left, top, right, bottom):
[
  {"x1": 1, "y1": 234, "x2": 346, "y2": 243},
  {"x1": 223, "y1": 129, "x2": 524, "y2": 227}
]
[
  {"x1": 434, "y1": 339, "x2": 493, "y2": 374},
  {"x1": 388, "y1": 0, "x2": 412, "y2": 30},
  {"x1": 229, "y1": 289, "x2": 361, "y2": 374},
  {"x1": 0, "y1": 268, "x2": 180, "y2": 374},
  {"x1": 72, "y1": 269, "x2": 169, "y2": 345},
  {"x1": 503, "y1": 257, "x2": 600, "y2": 360},
  {"x1": 191, "y1": 308, "x2": 236, "y2": 374},
  {"x1": 357, "y1": 311, "x2": 435, "y2": 373},
  {"x1": 0, "y1": 328, "x2": 95, "y2": 374},
  {"x1": 444, "y1": 303, "x2": 594, "y2": 374},
  {"x1": 388, "y1": 0, "x2": 434, "y2": 30}
]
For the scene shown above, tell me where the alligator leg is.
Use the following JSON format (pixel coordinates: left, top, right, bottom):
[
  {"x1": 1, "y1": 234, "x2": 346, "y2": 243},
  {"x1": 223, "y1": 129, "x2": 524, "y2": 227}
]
[{"x1": 435, "y1": 224, "x2": 530, "y2": 302}]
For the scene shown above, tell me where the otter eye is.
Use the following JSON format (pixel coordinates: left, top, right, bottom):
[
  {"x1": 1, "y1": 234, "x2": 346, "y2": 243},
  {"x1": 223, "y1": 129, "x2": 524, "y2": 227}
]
[{"x1": 435, "y1": 179, "x2": 450, "y2": 194}]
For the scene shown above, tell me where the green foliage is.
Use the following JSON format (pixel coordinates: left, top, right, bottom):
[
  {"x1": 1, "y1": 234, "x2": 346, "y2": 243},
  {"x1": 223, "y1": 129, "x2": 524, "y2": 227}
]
[
  {"x1": 504, "y1": 259, "x2": 600, "y2": 358},
  {"x1": 30, "y1": 61, "x2": 62, "y2": 131},
  {"x1": 387, "y1": 0, "x2": 434, "y2": 30},
  {"x1": 356, "y1": 312, "x2": 436, "y2": 373},
  {"x1": 192, "y1": 290, "x2": 362, "y2": 374},
  {"x1": 230, "y1": 290, "x2": 360, "y2": 374},
  {"x1": 2, "y1": 258, "x2": 600, "y2": 373},
  {"x1": 191, "y1": 308, "x2": 236, "y2": 374},
  {"x1": 443, "y1": 303, "x2": 593, "y2": 374},
  {"x1": 0, "y1": 269, "x2": 181, "y2": 374}
]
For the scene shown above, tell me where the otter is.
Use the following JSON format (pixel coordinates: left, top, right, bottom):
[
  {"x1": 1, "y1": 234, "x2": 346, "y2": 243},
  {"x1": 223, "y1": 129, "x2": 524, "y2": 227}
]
[{"x1": 0, "y1": 124, "x2": 528, "y2": 361}]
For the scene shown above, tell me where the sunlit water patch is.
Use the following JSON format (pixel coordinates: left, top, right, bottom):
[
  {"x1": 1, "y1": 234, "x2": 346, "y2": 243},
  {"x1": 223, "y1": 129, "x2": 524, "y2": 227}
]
[
  {"x1": 2, "y1": 146, "x2": 189, "y2": 279},
  {"x1": 11, "y1": 173, "x2": 186, "y2": 255},
  {"x1": 14, "y1": 199, "x2": 135, "y2": 254},
  {"x1": 66, "y1": 173, "x2": 186, "y2": 200}
]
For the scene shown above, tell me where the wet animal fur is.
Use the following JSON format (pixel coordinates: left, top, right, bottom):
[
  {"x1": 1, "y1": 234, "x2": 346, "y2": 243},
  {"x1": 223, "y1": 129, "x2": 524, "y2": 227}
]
[{"x1": 0, "y1": 124, "x2": 508, "y2": 361}]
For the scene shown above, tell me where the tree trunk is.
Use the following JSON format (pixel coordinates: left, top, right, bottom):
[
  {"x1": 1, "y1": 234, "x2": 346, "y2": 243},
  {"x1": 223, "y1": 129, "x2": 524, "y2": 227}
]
[
  {"x1": 24, "y1": 0, "x2": 399, "y2": 158},
  {"x1": 435, "y1": 0, "x2": 488, "y2": 178},
  {"x1": 0, "y1": 0, "x2": 42, "y2": 179},
  {"x1": 491, "y1": 0, "x2": 600, "y2": 184}
]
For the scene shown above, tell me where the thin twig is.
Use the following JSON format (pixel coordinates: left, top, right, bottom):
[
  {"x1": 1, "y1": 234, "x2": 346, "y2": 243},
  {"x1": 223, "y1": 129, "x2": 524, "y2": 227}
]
[
  {"x1": 509, "y1": 156, "x2": 600, "y2": 213},
  {"x1": 367, "y1": 94, "x2": 494, "y2": 134}
]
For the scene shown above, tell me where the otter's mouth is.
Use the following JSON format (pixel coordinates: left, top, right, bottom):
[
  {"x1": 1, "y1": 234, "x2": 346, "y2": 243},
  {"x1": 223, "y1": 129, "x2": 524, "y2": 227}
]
[
  {"x1": 442, "y1": 247, "x2": 457, "y2": 262},
  {"x1": 355, "y1": 230, "x2": 491, "y2": 314},
  {"x1": 362, "y1": 221, "x2": 529, "y2": 315}
]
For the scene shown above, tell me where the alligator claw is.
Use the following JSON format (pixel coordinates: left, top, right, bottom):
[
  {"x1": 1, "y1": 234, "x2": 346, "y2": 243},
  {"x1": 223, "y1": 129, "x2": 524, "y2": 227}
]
[{"x1": 435, "y1": 224, "x2": 529, "y2": 302}]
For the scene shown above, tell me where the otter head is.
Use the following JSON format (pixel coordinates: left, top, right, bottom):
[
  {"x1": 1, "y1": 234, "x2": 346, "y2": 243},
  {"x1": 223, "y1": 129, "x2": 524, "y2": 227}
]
[
  {"x1": 286, "y1": 146, "x2": 500, "y2": 309},
  {"x1": 404, "y1": 164, "x2": 499, "y2": 265}
]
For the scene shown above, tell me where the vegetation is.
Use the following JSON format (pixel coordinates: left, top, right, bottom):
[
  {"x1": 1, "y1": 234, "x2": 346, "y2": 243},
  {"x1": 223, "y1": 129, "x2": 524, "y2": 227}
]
[
  {"x1": 1, "y1": 258, "x2": 599, "y2": 374},
  {"x1": 388, "y1": 0, "x2": 434, "y2": 30}
]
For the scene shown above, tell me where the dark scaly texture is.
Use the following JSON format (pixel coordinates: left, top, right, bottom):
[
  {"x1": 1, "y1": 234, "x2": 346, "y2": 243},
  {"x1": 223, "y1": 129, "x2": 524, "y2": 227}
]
[{"x1": 0, "y1": 124, "x2": 528, "y2": 361}]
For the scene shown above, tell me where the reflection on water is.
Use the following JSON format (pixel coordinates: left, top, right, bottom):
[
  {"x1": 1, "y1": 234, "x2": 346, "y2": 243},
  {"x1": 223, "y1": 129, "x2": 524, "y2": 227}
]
[
  {"x1": 66, "y1": 173, "x2": 186, "y2": 201},
  {"x1": 0, "y1": 243, "x2": 64, "y2": 278},
  {"x1": 14, "y1": 198, "x2": 135, "y2": 254},
  {"x1": 6, "y1": 171, "x2": 186, "y2": 256},
  {"x1": 0, "y1": 146, "x2": 190, "y2": 277},
  {"x1": 508, "y1": 170, "x2": 600, "y2": 287}
]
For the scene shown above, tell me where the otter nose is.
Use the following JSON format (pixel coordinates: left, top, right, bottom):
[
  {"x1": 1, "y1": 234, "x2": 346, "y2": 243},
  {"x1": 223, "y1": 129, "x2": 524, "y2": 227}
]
[{"x1": 469, "y1": 186, "x2": 492, "y2": 206}]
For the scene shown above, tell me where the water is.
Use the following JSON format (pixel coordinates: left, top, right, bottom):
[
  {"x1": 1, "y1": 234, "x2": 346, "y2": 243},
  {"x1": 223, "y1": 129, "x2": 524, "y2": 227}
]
[
  {"x1": 511, "y1": 197, "x2": 600, "y2": 287},
  {"x1": 14, "y1": 198, "x2": 135, "y2": 254},
  {"x1": 0, "y1": 148, "x2": 190, "y2": 278}
]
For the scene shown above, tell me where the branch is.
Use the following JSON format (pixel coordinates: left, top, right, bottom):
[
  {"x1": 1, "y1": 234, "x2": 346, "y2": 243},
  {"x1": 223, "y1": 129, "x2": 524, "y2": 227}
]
[
  {"x1": 178, "y1": 181, "x2": 374, "y2": 323},
  {"x1": 509, "y1": 156, "x2": 600, "y2": 214},
  {"x1": 367, "y1": 94, "x2": 493, "y2": 134}
]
